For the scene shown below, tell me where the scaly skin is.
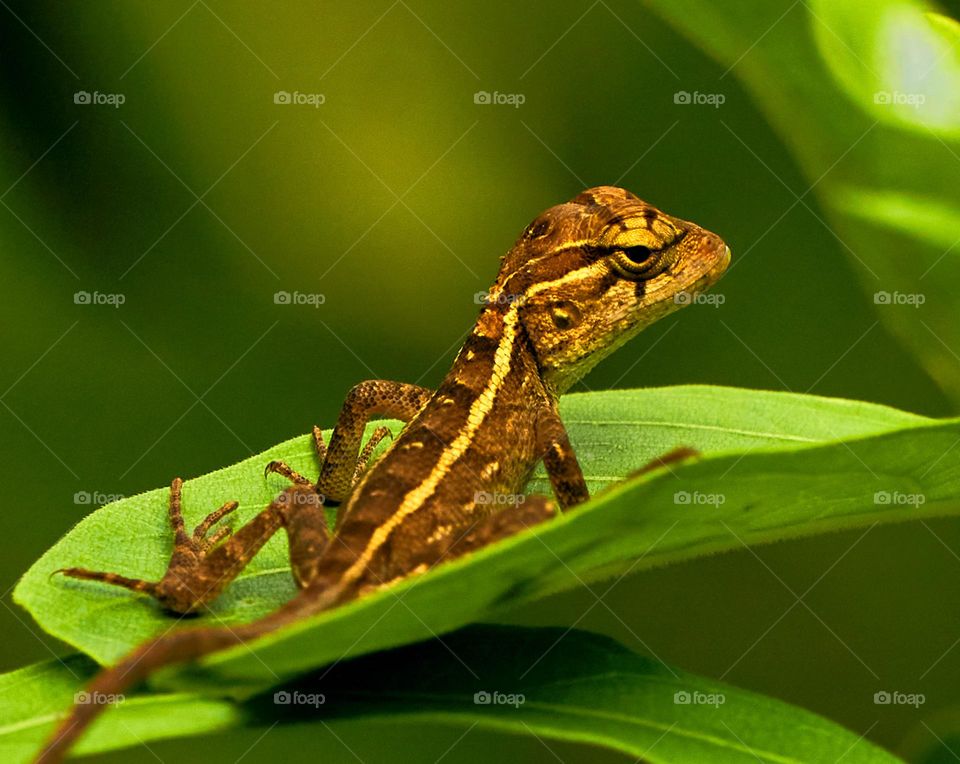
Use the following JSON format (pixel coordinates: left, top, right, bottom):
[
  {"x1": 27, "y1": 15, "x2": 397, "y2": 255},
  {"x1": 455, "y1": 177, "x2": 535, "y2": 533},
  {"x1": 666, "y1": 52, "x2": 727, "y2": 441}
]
[{"x1": 38, "y1": 186, "x2": 729, "y2": 762}]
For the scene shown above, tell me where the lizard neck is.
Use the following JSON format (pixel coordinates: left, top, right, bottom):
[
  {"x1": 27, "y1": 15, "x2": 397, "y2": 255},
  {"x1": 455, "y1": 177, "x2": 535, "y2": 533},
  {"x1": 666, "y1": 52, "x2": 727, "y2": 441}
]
[{"x1": 445, "y1": 302, "x2": 550, "y2": 403}]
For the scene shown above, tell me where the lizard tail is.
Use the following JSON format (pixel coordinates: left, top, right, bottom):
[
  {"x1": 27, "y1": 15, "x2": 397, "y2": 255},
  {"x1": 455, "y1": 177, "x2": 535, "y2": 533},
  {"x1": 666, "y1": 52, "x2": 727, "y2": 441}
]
[
  {"x1": 35, "y1": 585, "x2": 344, "y2": 763},
  {"x1": 36, "y1": 625, "x2": 246, "y2": 763}
]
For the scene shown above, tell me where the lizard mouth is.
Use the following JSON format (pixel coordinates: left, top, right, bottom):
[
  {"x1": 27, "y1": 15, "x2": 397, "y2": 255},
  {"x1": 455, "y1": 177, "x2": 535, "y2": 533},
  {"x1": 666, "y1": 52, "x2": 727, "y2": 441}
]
[
  {"x1": 713, "y1": 244, "x2": 732, "y2": 280},
  {"x1": 687, "y1": 235, "x2": 730, "y2": 293}
]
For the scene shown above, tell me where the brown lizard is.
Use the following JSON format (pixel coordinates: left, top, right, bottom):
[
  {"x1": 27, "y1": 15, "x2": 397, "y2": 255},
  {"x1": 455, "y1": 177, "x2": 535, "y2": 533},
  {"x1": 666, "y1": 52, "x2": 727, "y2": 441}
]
[{"x1": 37, "y1": 185, "x2": 729, "y2": 761}]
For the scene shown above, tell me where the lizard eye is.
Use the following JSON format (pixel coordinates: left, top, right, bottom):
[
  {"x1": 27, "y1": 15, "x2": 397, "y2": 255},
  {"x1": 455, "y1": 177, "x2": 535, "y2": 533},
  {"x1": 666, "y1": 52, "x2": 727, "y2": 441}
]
[
  {"x1": 609, "y1": 246, "x2": 663, "y2": 279},
  {"x1": 623, "y1": 245, "x2": 652, "y2": 264}
]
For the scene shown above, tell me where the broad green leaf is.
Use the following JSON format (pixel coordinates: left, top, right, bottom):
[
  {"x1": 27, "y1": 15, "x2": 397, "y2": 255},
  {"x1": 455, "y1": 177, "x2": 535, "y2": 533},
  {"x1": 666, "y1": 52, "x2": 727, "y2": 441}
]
[
  {"x1": 3, "y1": 626, "x2": 903, "y2": 764},
  {"x1": 642, "y1": 0, "x2": 960, "y2": 402},
  {"x1": 14, "y1": 386, "x2": 956, "y2": 695},
  {"x1": 828, "y1": 186, "x2": 960, "y2": 251},
  {"x1": 810, "y1": 0, "x2": 960, "y2": 136}
]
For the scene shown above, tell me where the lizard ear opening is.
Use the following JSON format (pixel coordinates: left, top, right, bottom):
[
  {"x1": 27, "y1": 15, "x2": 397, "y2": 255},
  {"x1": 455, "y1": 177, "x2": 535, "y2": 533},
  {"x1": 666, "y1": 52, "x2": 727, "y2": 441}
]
[{"x1": 549, "y1": 301, "x2": 581, "y2": 330}]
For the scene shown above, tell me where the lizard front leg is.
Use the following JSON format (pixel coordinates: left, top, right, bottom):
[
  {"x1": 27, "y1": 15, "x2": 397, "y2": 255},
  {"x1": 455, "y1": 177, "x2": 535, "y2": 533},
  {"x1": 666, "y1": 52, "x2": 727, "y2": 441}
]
[
  {"x1": 414, "y1": 406, "x2": 589, "y2": 565},
  {"x1": 267, "y1": 380, "x2": 432, "y2": 507},
  {"x1": 317, "y1": 380, "x2": 433, "y2": 503},
  {"x1": 440, "y1": 408, "x2": 694, "y2": 561},
  {"x1": 536, "y1": 406, "x2": 699, "y2": 508},
  {"x1": 535, "y1": 405, "x2": 590, "y2": 510}
]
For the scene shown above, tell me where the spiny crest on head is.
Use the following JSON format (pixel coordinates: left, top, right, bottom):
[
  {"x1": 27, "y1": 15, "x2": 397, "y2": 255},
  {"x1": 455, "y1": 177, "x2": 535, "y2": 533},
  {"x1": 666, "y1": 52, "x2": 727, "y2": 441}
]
[{"x1": 571, "y1": 185, "x2": 641, "y2": 210}]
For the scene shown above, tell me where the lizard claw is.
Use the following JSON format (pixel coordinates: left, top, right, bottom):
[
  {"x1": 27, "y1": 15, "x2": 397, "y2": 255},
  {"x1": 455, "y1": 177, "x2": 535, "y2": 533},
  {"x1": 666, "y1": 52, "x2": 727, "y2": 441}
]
[
  {"x1": 191, "y1": 500, "x2": 239, "y2": 548},
  {"x1": 264, "y1": 459, "x2": 314, "y2": 488}
]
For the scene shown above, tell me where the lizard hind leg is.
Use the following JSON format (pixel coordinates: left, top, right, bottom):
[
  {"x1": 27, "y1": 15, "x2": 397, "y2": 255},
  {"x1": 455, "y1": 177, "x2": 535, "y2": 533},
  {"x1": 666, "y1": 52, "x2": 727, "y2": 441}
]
[
  {"x1": 56, "y1": 479, "x2": 317, "y2": 614},
  {"x1": 55, "y1": 478, "x2": 239, "y2": 611},
  {"x1": 50, "y1": 568, "x2": 158, "y2": 598},
  {"x1": 37, "y1": 505, "x2": 343, "y2": 764}
]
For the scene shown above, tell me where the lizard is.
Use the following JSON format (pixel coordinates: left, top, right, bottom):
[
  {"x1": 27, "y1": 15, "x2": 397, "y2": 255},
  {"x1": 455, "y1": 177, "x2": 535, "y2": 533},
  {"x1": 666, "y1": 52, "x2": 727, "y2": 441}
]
[{"x1": 36, "y1": 185, "x2": 729, "y2": 762}]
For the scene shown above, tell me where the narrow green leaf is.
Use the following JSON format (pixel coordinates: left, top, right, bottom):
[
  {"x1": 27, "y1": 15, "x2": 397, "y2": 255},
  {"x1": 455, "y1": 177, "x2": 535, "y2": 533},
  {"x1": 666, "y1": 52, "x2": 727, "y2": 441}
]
[
  {"x1": 828, "y1": 187, "x2": 960, "y2": 251},
  {"x1": 13, "y1": 386, "x2": 954, "y2": 696},
  {"x1": 0, "y1": 654, "x2": 240, "y2": 764},
  {"x1": 2, "y1": 627, "x2": 902, "y2": 764},
  {"x1": 305, "y1": 625, "x2": 903, "y2": 764}
]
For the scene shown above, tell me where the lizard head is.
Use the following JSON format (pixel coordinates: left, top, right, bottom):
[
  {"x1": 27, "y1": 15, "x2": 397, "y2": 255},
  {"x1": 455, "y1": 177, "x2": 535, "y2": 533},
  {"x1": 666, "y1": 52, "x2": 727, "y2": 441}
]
[{"x1": 490, "y1": 186, "x2": 730, "y2": 394}]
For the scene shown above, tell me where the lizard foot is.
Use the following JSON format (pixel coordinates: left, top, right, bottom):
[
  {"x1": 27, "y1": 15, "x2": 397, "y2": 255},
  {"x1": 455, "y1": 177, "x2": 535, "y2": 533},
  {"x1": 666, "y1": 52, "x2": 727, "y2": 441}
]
[{"x1": 55, "y1": 477, "x2": 240, "y2": 613}]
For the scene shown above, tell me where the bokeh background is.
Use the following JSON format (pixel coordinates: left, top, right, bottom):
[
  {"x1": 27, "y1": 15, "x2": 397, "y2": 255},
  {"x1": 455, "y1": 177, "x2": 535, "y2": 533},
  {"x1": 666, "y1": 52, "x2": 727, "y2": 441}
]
[{"x1": 2, "y1": 1, "x2": 960, "y2": 761}]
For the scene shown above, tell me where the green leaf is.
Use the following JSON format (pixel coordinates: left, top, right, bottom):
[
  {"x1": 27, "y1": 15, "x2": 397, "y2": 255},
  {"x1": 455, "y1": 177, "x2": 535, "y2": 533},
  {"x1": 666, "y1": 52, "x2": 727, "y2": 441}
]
[
  {"x1": 828, "y1": 186, "x2": 960, "y2": 251},
  {"x1": 13, "y1": 386, "x2": 956, "y2": 696},
  {"x1": 2, "y1": 626, "x2": 902, "y2": 764},
  {"x1": 641, "y1": 0, "x2": 960, "y2": 402},
  {"x1": 809, "y1": 0, "x2": 960, "y2": 136},
  {"x1": 0, "y1": 654, "x2": 241, "y2": 763}
]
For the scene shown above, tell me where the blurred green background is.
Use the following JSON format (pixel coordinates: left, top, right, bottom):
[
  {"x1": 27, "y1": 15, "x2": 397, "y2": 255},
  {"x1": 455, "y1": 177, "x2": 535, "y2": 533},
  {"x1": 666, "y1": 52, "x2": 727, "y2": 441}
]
[{"x1": 2, "y1": 1, "x2": 960, "y2": 761}]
